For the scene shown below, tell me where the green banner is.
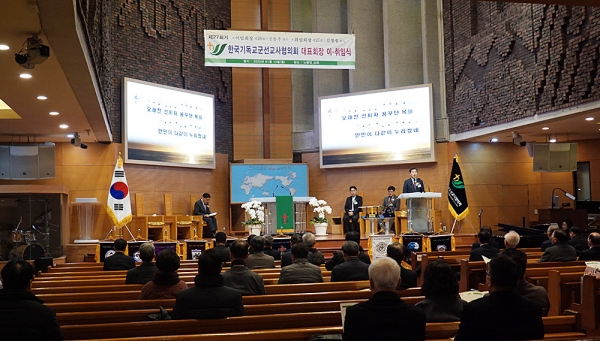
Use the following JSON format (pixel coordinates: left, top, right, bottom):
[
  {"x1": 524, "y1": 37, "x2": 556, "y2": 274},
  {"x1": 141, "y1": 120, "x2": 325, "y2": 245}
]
[{"x1": 276, "y1": 196, "x2": 295, "y2": 234}]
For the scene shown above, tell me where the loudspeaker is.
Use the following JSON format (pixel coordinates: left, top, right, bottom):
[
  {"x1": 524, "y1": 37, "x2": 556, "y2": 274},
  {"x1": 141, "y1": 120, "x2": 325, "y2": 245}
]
[
  {"x1": 532, "y1": 143, "x2": 577, "y2": 172},
  {"x1": 0, "y1": 143, "x2": 56, "y2": 179}
]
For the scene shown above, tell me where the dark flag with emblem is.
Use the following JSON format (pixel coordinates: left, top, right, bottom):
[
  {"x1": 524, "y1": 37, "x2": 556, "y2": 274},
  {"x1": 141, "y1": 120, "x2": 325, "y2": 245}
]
[
  {"x1": 107, "y1": 154, "x2": 132, "y2": 228},
  {"x1": 275, "y1": 196, "x2": 294, "y2": 234},
  {"x1": 448, "y1": 156, "x2": 469, "y2": 221}
]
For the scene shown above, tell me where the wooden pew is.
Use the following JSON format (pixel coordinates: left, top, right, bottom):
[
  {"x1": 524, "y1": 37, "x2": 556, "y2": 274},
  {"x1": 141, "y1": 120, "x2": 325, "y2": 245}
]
[
  {"x1": 570, "y1": 274, "x2": 600, "y2": 336},
  {"x1": 546, "y1": 270, "x2": 583, "y2": 316},
  {"x1": 60, "y1": 310, "x2": 584, "y2": 341}
]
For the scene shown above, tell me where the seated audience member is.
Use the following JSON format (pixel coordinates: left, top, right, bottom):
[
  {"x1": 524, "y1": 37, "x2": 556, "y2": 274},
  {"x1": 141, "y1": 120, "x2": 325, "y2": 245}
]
[
  {"x1": 103, "y1": 238, "x2": 135, "y2": 270},
  {"x1": 278, "y1": 242, "x2": 323, "y2": 284},
  {"x1": 386, "y1": 242, "x2": 418, "y2": 289},
  {"x1": 245, "y1": 236, "x2": 275, "y2": 269},
  {"x1": 415, "y1": 260, "x2": 466, "y2": 322},
  {"x1": 331, "y1": 241, "x2": 369, "y2": 282},
  {"x1": 469, "y1": 231, "x2": 499, "y2": 261},
  {"x1": 325, "y1": 231, "x2": 371, "y2": 270},
  {"x1": 579, "y1": 232, "x2": 600, "y2": 260},
  {"x1": 303, "y1": 232, "x2": 324, "y2": 266},
  {"x1": 0, "y1": 260, "x2": 64, "y2": 341},
  {"x1": 504, "y1": 230, "x2": 520, "y2": 249},
  {"x1": 222, "y1": 240, "x2": 266, "y2": 295},
  {"x1": 539, "y1": 229, "x2": 577, "y2": 262},
  {"x1": 560, "y1": 219, "x2": 573, "y2": 233},
  {"x1": 567, "y1": 226, "x2": 588, "y2": 254},
  {"x1": 263, "y1": 235, "x2": 281, "y2": 260},
  {"x1": 471, "y1": 226, "x2": 500, "y2": 250},
  {"x1": 125, "y1": 242, "x2": 157, "y2": 284},
  {"x1": 247, "y1": 234, "x2": 256, "y2": 254},
  {"x1": 454, "y1": 255, "x2": 544, "y2": 341},
  {"x1": 502, "y1": 248, "x2": 550, "y2": 316},
  {"x1": 343, "y1": 257, "x2": 426, "y2": 340},
  {"x1": 541, "y1": 225, "x2": 559, "y2": 251},
  {"x1": 171, "y1": 248, "x2": 243, "y2": 319},
  {"x1": 139, "y1": 249, "x2": 188, "y2": 300},
  {"x1": 212, "y1": 232, "x2": 231, "y2": 264},
  {"x1": 281, "y1": 233, "x2": 308, "y2": 267}
]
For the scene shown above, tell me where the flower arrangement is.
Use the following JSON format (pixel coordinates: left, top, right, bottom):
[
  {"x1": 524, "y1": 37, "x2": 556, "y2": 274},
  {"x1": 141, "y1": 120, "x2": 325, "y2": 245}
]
[
  {"x1": 241, "y1": 200, "x2": 265, "y2": 225},
  {"x1": 309, "y1": 198, "x2": 332, "y2": 224}
]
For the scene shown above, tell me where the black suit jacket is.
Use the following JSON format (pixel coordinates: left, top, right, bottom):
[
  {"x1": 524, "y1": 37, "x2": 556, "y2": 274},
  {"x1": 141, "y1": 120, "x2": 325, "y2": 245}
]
[
  {"x1": 403, "y1": 178, "x2": 425, "y2": 193},
  {"x1": 579, "y1": 246, "x2": 600, "y2": 260},
  {"x1": 331, "y1": 257, "x2": 369, "y2": 282},
  {"x1": 469, "y1": 244, "x2": 499, "y2": 261},
  {"x1": 343, "y1": 291, "x2": 426, "y2": 341},
  {"x1": 344, "y1": 195, "x2": 363, "y2": 215},
  {"x1": 193, "y1": 199, "x2": 211, "y2": 215},
  {"x1": 454, "y1": 290, "x2": 544, "y2": 341},
  {"x1": 212, "y1": 245, "x2": 231, "y2": 264},
  {"x1": 568, "y1": 235, "x2": 589, "y2": 254},
  {"x1": 539, "y1": 242, "x2": 577, "y2": 262},
  {"x1": 103, "y1": 251, "x2": 136, "y2": 270},
  {"x1": 399, "y1": 267, "x2": 418, "y2": 289},
  {"x1": 125, "y1": 262, "x2": 157, "y2": 284}
]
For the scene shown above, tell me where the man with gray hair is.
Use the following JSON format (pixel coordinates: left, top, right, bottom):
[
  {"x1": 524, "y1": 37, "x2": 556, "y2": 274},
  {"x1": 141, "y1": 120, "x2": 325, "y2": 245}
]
[
  {"x1": 504, "y1": 231, "x2": 520, "y2": 249},
  {"x1": 125, "y1": 242, "x2": 157, "y2": 284},
  {"x1": 331, "y1": 241, "x2": 369, "y2": 282},
  {"x1": 302, "y1": 232, "x2": 324, "y2": 265},
  {"x1": 343, "y1": 257, "x2": 426, "y2": 340},
  {"x1": 541, "y1": 225, "x2": 559, "y2": 251}
]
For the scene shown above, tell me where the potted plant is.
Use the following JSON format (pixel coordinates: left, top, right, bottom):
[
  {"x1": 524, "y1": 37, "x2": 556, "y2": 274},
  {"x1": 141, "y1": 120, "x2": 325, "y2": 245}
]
[
  {"x1": 241, "y1": 200, "x2": 265, "y2": 235},
  {"x1": 309, "y1": 198, "x2": 332, "y2": 236}
]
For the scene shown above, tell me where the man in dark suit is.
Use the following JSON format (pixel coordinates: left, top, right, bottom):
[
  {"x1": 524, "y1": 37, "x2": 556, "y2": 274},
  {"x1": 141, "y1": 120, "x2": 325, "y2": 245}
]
[
  {"x1": 125, "y1": 242, "x2": 157, "y2": 284},
  {"x1": 579, "y1": 232, "x2": 600, "y2": 260},
  {"x1": 402, "y1": 167, "x2": 425, "y2": 193},
  {"x1": 469, "y1": 231, "x2": 499, "y2": 261},
  {"x1": 0, "y1": 259, "x2": 65, "y2": 341},
  {"x1": 343, "y1": 257, "x2": 426, "y2": 340},
  {"x1": 343, "y1": 185, "x2": 363, "y2": 234},
  {"x1": 331, "y1": 241, "x2": 369, "y2": 282},
  {"x1": 193, "y1": 192, "x2": 217, "y2": 237},
  {"x1": 212, "y1": 232, "x2": 230, "y2": 264},
  {"x1": 245, "y1": 236, "x2": 275, "y2": 269},
  {"x1": 567, "y1": 226, "x2": 589, "y2": 254},
  {"x1": 539, "y1": 229, "x2": 577, "y2": 262},
  {"x1": 325, "y1": 231, "x2": 371, "y2": 270},
  {"x1": 263, "y1": 235, "x2": 281, "y2": 260},
  {"x1": 471, "y1": 226, "x2": 501, "y2": 250},
  {"x1": 454, "y1": 254, "x2": 544, "y2": 341},
  {"x1": 541, "y1": 225, "x2": 559, "y2": 251},
  {"x1": 381, "y1": 185, "x2": 400, "y2": 233},
  {"x1": 171, "y1": 248, "x2": 243, "y2": 319},
  {"x1": 386, "y1": 242, "x2": 418, "y2": 289},
  {"x1": 502, "y1": 248, "x2": 550, "y2": 316},
  {"x1": 104, "y1": 238, "x2": 135, "y2": 271}
]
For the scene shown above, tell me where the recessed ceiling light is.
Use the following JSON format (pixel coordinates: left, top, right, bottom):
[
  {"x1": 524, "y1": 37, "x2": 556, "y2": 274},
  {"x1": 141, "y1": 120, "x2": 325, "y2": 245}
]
[
  {"x1": 59, "y1": 124, "x2": 68, "y2": 129},
  {"x1": 37, "y1": 95, "x2": 47, "y2": 100},
  {"x1": 19, "y1": 73, "x2": 32, "y2": 79},
  {"x1": 586, "y1": 117, "x2": 594, "y2": 121},
  {"x1": 66, "y1": 134, "x2": 74, "y2": 138},
  {"x1": 49, "y1": 111, "x2": 59, "y2": 116},
  {"x1": 542, "y1": 127, "x2": 549, "y2": 130},
  {"x1": 549, "y1": 138, "x2": 557, "y2": 143},
  {"x1": 0, "y1": 45, "x2": 9, "y2": 50},
  {"x1": 489, "y1": 138, "x2": 498, "y2": 143}
]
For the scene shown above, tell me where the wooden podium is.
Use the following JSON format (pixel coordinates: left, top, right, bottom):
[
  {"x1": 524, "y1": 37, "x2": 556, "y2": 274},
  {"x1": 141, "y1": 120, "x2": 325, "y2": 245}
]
[{"x1": 399, "y1": 192, "x2": 442, "y2": 233}]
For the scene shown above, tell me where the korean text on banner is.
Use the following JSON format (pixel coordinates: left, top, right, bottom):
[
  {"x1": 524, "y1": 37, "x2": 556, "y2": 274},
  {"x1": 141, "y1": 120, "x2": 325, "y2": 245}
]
[
  {"x1": 107, "y1": 155, "x2": 133, "y2": 228},
  {"x1": 204, "y1": 30, "x2": 355, "y2": 69}
]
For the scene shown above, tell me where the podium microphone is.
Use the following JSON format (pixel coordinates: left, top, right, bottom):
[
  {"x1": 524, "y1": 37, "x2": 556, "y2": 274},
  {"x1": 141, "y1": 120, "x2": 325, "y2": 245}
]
[{"x1": 478, "y1": 209, "x2": 483, "y2": 217}]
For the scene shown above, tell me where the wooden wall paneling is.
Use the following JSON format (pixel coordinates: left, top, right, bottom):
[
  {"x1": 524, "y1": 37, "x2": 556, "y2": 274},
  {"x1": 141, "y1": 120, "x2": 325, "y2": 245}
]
[
  {"x1": 231, "y1": 0, "x2": 261, "y2": 29},
  {"x1": 267, "y1": 0, "x2": 290, "y2": 30},
  {"x1": 135, "y1": 193, "x2": 144, "y2": 216},
  {"x1": 164, "y1": 194, "x2": 173, "y2": 216}
]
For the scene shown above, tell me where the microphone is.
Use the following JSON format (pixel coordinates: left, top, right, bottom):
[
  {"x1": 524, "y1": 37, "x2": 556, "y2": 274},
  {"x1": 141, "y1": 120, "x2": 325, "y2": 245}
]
[{"x1": 479, "y1": 209, "x2": 483, "y2": 217}]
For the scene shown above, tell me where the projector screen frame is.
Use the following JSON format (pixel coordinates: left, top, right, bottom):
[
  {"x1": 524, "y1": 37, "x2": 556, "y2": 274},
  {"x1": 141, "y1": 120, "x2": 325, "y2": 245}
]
[
  {"x1": 318, "y1": 83, "x2": 436, "y2": 169},
  {"x1": 122, "y1": 77, "x2": 216, "y2": 169}
]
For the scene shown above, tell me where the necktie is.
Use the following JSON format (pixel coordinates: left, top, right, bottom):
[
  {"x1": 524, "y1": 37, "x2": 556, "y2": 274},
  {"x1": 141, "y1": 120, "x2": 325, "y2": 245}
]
[
  {"x1": 351, "y1": 197, "x2": 355, "y2": 211},
  {"x1": 413, "y1": 179, "x2": 417, "y2": 190}
]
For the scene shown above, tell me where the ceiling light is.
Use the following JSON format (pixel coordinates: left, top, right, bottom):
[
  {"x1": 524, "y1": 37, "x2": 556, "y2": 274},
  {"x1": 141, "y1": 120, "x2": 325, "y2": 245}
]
[
  {"x1": 586, "y1": 117, "x2": 594, "y2": 121},
  {"x1": 59, "y1": 124, "x2": 68, "y2": 129},
  {"x1": 542, "y1": 127, "x2": 549, "y2": 130},
  {"x1": 49, "y1": 111, "x2": 59, "y2": 116},
  {"x1": 19, "y1": 73, "x2": 32, "y2": 79},
  {"x1": 549, "y1": 137, "x2": 557, "y2": 143},
  {"x1": 66, "y1": 134, "x2": 74, "y2": 138},
  {"x1": 0, "y1": 45, "x2": 9, "y2": 50},
  {"x1": 489, "y1": 138, "x2": 498, "y2": 143},
  {"x1": 37, "y1": 95, "x2": 47, "y2": 100}
]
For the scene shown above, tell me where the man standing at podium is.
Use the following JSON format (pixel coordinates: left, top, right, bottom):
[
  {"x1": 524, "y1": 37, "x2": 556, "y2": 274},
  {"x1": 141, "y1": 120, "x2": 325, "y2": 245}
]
[
  {"x1": 403, "y1": 167, "x2": 425, "y2": 193},
  {"x1": 343, "y1": 186, "x2": 363, "y2": 234},
  {"x1": 194, "y1": 193, "x2": 217, "y2": 238}
]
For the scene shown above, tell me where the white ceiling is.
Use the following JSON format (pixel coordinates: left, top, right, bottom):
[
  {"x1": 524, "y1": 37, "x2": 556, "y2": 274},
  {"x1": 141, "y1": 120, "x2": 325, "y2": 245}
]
[{"x1": 0, "y1": 0, "x2": 599, "y2": 146}]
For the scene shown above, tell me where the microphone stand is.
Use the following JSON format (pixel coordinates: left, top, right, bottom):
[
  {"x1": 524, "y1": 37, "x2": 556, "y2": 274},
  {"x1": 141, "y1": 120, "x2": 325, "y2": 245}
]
[{"x1": 478, "y1": 209, "x2": 483, "y2": 230}]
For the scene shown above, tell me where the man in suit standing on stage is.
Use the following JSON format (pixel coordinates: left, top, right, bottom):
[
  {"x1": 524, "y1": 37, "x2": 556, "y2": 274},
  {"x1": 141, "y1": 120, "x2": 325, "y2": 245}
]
[
  {"x1": 402, "y1": 168, "x2": 425, "y2": 193},
  {"x1": 381, "y1": 185, "x2": 400, "y2": 233},
  {"x1": 194, "y1": 193, "x2": 217, "y2": 238},
  {"x1": 343, "y1": 186, "x2": 363, "y2": 234}
]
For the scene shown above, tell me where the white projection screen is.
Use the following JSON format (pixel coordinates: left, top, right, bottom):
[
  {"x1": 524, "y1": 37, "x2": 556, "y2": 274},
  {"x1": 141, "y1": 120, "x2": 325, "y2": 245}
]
[
  {"x1": 123, "y1": 78, "x2": 215, "y2": 169},
  {"x1": 319, "y1": 84, "x2": 435, "y2": 168}
]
